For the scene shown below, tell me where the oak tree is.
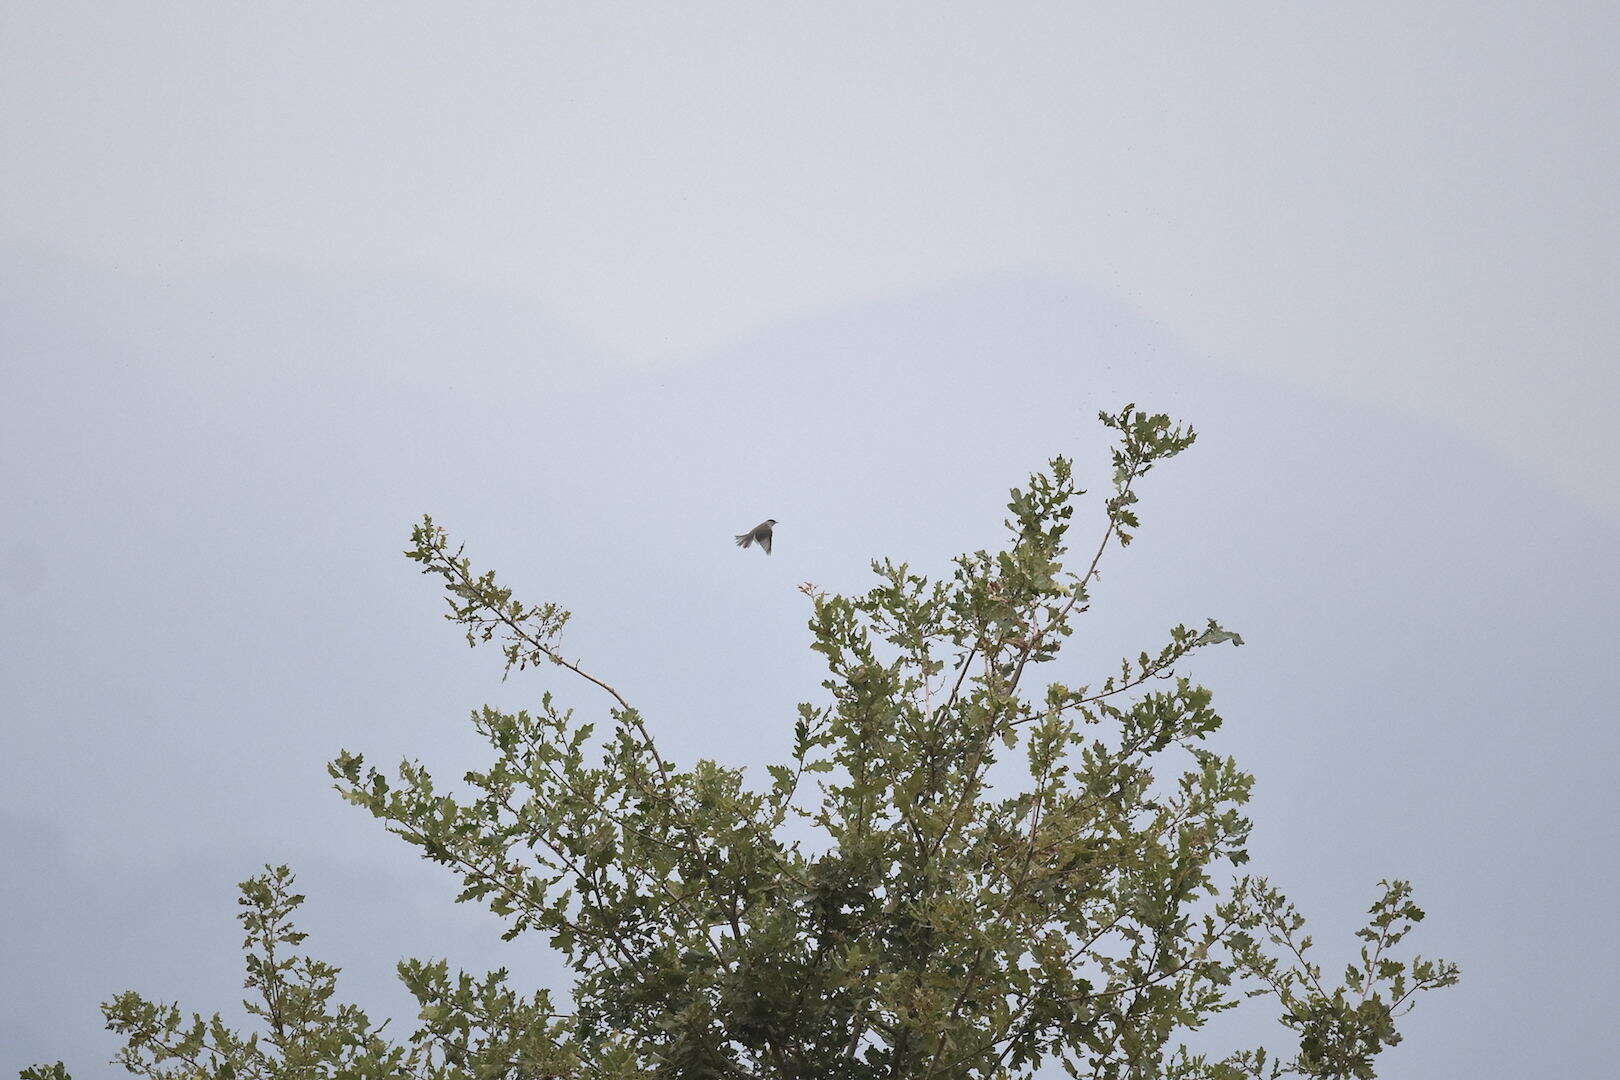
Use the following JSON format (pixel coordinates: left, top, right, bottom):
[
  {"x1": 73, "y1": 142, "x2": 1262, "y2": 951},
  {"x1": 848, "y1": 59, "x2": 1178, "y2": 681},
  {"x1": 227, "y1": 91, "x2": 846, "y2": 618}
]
[{"x1": 30, "y1": 406, "x2": 1457, "y2": 1080}]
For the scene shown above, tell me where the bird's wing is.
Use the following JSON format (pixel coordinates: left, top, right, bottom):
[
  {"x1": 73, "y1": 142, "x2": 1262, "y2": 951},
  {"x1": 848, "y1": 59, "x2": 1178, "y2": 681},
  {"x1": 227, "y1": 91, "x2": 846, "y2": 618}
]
[{"x1": 760, "y1": 531, "x2": 772, "y2": 555}]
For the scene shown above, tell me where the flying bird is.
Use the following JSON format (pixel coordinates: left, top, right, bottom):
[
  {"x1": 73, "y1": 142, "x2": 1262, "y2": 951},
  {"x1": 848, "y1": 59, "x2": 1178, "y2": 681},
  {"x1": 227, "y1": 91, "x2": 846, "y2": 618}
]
[{"x1": 735, "y1": 519, "x2": 777, "y2": 555}]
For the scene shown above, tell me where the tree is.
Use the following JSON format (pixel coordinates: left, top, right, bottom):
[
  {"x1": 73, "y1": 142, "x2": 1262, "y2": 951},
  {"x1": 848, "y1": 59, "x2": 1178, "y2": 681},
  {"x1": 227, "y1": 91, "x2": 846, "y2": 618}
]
[{"x1": 29, "y1": 405, "x2": 1457, "y2": 1080}]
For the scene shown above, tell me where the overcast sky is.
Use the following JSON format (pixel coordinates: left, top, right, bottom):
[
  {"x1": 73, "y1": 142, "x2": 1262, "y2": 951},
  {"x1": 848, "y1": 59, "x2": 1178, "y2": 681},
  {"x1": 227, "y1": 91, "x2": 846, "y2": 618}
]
[{"x1": 3, "y1": 4, "x2": 1617, "y2": 1078}]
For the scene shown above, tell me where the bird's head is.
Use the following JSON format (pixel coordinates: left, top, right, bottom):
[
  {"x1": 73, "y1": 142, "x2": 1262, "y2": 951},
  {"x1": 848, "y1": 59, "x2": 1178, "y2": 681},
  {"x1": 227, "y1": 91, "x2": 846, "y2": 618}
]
[{"x1": 766, "y1": 519, "x2": 778, "y2": 526}]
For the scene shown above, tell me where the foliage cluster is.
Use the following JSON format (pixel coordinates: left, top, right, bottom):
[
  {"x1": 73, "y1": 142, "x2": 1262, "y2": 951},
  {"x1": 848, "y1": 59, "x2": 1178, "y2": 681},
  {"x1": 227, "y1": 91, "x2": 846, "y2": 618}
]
[{"x1": 29, "y1": 407, "x2": 1456, "y2": 1080}]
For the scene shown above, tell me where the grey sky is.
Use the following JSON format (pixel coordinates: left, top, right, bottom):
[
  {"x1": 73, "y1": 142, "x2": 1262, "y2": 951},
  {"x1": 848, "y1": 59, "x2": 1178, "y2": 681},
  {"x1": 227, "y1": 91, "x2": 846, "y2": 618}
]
[
  {"x1": 4, "y1": 3, "x2": 1617, "y2": 514},
  {"x1": 3, "y1": 5, "x2": 1617, "y2": 1078}
]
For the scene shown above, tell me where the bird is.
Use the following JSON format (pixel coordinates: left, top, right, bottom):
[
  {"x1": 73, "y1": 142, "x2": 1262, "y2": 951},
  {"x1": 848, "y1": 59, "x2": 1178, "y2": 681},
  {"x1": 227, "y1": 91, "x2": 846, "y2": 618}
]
[{"x1": 735, "y1": 519, "x2": 777, "y2": 555}]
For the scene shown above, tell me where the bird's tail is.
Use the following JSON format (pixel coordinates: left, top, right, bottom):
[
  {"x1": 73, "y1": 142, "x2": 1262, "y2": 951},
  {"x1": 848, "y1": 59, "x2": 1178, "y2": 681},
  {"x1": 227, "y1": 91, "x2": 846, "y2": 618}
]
[{"x1": 734, "y1": 533, "x2": 753, "y2": 548}]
